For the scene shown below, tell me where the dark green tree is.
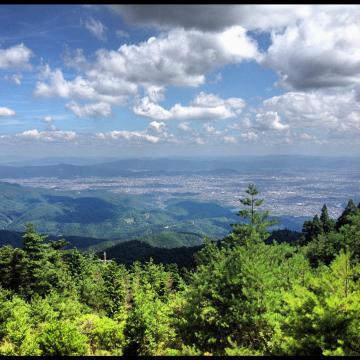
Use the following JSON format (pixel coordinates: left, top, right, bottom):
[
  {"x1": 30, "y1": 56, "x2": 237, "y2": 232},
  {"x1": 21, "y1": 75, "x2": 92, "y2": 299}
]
[
  {"x1": 302, "y1": 214, "x2": 323, "y2": 244},
  {"x1": 20, "y1": 224, "x2": 72, "y2": 299},
  {"x1": 0, "y1": 246, "x2": 26, "y2": 292},
  {"x1": 336, "y1": 200, "x2": 359, "y2": 230},
  {"x1": 320, "y1": 204, "x2": 335, "y2": 234}
]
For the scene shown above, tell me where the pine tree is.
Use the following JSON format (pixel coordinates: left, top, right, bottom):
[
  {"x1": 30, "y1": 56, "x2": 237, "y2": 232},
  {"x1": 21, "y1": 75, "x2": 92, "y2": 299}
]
[
  {"x1": 320, "y1": 204, "x2": 335, "y2": 234},
  {"x1": 238, "y1": 183, "x2": 263, "y2": 226},
  {"x1": 20, "y1": 224, "x2": 71, "y2": 299},
  {"x1": 22, "y1": 224, "x2": 47, "y2": 261},
  {"x1": 21, "y1": 224, "x2": 49, "y2": 298},
  {"x1": 335, "y1": 200, "x2": 359, "y2": 230},
  {"x1": 302, "y1": 214, "x2": 323, "y2": 244},
  {"x1": 229, "y1": 183, "x2": 277, "y2": 244}
]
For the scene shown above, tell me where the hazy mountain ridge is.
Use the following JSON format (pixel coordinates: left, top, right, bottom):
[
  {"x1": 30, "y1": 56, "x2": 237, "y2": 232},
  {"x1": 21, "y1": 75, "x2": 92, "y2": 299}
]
[{"x1": 0, "y1": 156, "x2": 359, "y2": 179}]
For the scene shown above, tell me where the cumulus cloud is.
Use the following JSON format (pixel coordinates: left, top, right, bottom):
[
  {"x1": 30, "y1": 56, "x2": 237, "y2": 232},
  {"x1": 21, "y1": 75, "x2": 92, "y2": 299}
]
[
  {"x1": 84, "y1": 18, "x2": 107, "y2": 41},
  {"x1": 16, "y1": 129, "x2": 77, "y2": 142},
  {"x1": 110, "y1": 5, "x2": 311, "y2": 32},
  {"x1": 34, "y1": 26, "x2": 258, "y2": 119},
  {"x1": 34, "y1": 64, "x2": 136, "y2": 106},
  {"x1": 0, "y1": 107, "x2": 16, "y2": 117},
  {"x1": 95, "y1": 120, "x2": 176, "y2": 145},
  {"x1": 264, "y1": 7, "x2": 360, "y2": 90},
  {"x1": 0, "y1": 43, "x2": 33, "y2": 69},
  {"x1": 96, "y1": 130, "x2": 160, "y2": 144},
  {"x1": 253, "y1": 111, "x2": 289, "y2": 132},
  {"x1": 148, "y1": 120, "x2": 166, "y2": 132},
  {"x1": 261, "y1": 90, "x2": 360, "y2": 132},
  {"x1": 133, "y1": 92, "x2": 246, "y2": 121},
  {"x1": 111, "y1": 6, "x2": 360, "y2": 94},
  {"x1": 94, "y1": 27, "x2": 260, "y2": 88},
  {"x1": 66, "y1": 101, "x2": 112, "y2": 118}
]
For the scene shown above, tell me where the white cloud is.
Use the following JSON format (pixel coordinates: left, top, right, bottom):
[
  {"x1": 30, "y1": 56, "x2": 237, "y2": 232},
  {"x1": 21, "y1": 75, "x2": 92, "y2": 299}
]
[
  {"x1": 0, "y1": 44, "x2": 32, "y2": 69},
  {"x1": 42, "y1": 116, "x2": 53, "y2": 123},
  {"x1": 34, "y1": 65, "x2": 136, "y2": 106},
  {"x1": 112, "y1": 6, "x2": 360, "y2": 95},
  {"x1": 241, "y1": 131, "x2": 258, "y2": 142},
  {"x1": 203, "y1": 123, "x2": 221, "y2": 135},
  {"x1": 148, "y1": 120, "x2": 166, "y2": 132},
  {"x1": 178, "y1": 122, "x2": 192, "y2": 132},
  {"x1": 96, "y1": 130, "x2": 160, "y2": 144},
  {"x1": 254, "y1": 111, "x2": 289, "y2": 132},
  {"x1": 133, "y1": 97, "x2": 171, "y2": 120},
  {"x1": 63, "y1": 48, "x2": 89, "y2": 71},
  {"x1": 145, "y1": 85, "x2": 165, "y2": 102},
  {"x1": 133, "y1": 92, "x2": 246, "y2": 121},
  {"x1": 66, "y1": 101, "x2": 112, "y2": 118},
  {"x1": 195, "y1": 137, "x2": 206, "y2": 145},
  {"x1": 16, "y1": 129, "x2": 77, "y2": 142},
  {"x1": 94, "y1": 27, "x2": 260, "y2": 88},
  {"x1": 94, "y1": 120, "x2": 175, "y2": 145},
  {"x1": 261, "y1": 90, "x2": 360, "y2": 132},
  {"x1": 265, "y1": 7, "x2": 360, "y2": 90},
  {"x1": 0, "y1": 107, "x2": 16, "y2": 117},
  {"x1": 297, "y1": 132, "x2": 317, "y2": 141},
  {"x1": 222, "y1": 135, "x2": 237, "y2": 144},
  {"x1": 34, "y1": 26, "x2": 258, "y2": 120},
  {"x1": 84, "y1": 18, "x2": 107, "y2": 41}
]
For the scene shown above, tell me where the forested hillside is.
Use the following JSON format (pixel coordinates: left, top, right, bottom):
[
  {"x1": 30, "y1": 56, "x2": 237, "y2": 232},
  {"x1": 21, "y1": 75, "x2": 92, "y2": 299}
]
[{"x1": 0, "y1": 184, "x2": 359, "y2": 356}]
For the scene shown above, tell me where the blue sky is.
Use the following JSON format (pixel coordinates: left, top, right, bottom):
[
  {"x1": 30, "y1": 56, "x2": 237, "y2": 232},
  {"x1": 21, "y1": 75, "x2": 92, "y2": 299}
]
[{"x1": 1, "y1": 4, "x2": 360, "y2": 159}]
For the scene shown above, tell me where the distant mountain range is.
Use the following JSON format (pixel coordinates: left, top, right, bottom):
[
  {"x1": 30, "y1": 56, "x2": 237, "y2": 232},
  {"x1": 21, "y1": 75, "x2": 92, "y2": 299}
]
[{"x1": 0, "y1": 155, "x2": 359, "y2": 179}]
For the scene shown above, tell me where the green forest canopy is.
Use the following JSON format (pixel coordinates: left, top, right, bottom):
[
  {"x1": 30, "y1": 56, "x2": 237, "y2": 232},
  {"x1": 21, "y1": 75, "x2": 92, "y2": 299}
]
[{"x1": 0, "y1": 184, "x2": 359, "y2": 356}]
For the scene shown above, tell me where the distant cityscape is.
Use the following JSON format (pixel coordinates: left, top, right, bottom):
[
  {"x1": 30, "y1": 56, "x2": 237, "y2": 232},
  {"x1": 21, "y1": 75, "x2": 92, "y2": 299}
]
[{"x1": 2, "y1": 168, "x2": 359, "y2": 219}]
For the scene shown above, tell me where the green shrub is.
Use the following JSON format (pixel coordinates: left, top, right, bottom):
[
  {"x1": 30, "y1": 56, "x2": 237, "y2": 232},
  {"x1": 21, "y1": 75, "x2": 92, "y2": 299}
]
[{"x1": 38, "y1": 320, "x2": 89, "y2": 356}]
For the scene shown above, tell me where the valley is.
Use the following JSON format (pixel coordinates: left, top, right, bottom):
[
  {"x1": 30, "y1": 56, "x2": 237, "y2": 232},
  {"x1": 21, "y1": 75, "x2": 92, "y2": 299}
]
[{"x1": 0, "y1": 156, "x2": 359, "y2": 250}]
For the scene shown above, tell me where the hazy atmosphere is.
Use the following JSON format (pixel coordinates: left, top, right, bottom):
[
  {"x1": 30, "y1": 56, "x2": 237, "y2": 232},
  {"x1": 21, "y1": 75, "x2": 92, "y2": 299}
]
[{"x1": 1, "y1": 5, "x2": 360, "y2": 159}]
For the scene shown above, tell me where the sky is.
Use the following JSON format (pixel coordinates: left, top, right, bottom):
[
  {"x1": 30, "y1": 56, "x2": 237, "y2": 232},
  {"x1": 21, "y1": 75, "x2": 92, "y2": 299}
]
[{"x1": 1, "y1": 4, "x2": 360, "y2": 159}]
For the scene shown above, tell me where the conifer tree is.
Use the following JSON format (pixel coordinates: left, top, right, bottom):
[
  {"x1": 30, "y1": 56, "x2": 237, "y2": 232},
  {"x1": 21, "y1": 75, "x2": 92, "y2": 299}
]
[
  {"x1": 20, "y1": 224, "x2": 71, "y2": 299},
  {"x1": 302, "y1": 214, "x2": 323, "y2": 244},
  {"x1": 335, "y1": 200, "x2": 359, "y2": 230},
  {"x1": 320, "y1": 204, "x2": 335, "y2": 234},
  {"x1": 229, "y1": 183, "x2": 277, "y2": 244}
]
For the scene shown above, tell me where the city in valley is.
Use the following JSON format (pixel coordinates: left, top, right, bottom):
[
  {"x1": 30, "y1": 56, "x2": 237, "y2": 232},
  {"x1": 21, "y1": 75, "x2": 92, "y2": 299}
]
[{"x1": 2, "y1": 168, "x2": 359, "y2": 219}]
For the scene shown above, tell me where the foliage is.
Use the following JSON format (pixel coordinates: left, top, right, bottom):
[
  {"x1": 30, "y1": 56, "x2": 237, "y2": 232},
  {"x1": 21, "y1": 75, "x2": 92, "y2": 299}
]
[
  {"x1": 38, "y1": 320, "x2": 89, "y2": 356},
  {"x1": 0, "y1": 185, "x2": 359, "y2": 356},
  {"x1": 269, "y1": 250, "x2": 360, "y2": 356},
  {"x1": 227, "y1": 183, "x2": 278, "y2": 245}
]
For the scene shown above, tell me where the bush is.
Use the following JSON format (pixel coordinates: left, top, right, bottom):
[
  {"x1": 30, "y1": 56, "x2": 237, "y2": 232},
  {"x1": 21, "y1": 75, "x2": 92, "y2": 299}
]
[
  {"x1": 38, "y1": 320, "x2": 89, "y2": 356},
  {"x1": 77, "y1": 314, "x2": 126, "y2": 355}
]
